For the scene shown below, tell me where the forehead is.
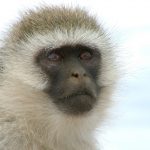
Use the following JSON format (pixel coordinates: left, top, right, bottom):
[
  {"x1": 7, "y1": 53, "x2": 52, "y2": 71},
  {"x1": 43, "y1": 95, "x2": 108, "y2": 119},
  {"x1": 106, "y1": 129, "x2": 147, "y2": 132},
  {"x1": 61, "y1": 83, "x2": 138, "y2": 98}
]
[
  {"x1": 47, "y1": 44, "x2": 97, "y2": 54},
  {"x1": 9, "y1": 7, "x2": 100, "y2": 43}
]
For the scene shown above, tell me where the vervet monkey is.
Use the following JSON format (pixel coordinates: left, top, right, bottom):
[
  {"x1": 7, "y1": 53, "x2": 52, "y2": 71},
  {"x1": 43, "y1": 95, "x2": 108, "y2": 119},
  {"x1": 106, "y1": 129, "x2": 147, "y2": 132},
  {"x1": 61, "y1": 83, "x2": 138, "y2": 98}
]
[{"x1": 0, "y1": 6, "x2": 118, "y2": 150}]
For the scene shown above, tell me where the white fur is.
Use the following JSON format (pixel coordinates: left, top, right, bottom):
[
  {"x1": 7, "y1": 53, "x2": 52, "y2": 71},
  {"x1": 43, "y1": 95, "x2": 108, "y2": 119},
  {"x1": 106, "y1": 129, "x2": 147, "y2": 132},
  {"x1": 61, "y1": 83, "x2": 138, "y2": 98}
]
[
  {"x1": 0, "y1": 77, "x2": 113, "y2": 150},
  {"x1": 0, "y1": 26, "x2": 117, "y2": 149}
]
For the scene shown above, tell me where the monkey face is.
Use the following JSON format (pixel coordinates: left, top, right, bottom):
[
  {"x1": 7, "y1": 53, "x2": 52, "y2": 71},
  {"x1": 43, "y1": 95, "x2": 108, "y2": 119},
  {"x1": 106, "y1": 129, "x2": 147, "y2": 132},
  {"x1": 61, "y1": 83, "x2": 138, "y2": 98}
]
[
  {"x1": 35, "y1": 44, "x2": 101, "y2": 115},
  {"x1": 2, "y1": 6, "x2": 117, "y2": 116}
]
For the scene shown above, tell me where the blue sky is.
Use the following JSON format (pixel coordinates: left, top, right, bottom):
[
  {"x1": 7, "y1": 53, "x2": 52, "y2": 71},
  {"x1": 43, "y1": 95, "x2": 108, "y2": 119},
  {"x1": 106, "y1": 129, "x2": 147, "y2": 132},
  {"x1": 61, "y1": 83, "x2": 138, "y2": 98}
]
[{"x1": 0, "y1": 0, "x2": 149, "y2": 150}]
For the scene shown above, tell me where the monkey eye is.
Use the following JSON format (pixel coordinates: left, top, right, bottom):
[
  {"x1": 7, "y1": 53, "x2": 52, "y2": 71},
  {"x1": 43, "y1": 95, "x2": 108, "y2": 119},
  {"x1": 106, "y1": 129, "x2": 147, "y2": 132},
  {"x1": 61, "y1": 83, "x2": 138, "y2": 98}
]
[
  {"x1": 47, "y1": 51, "x2": 62, "y2": 61},
  {"x1": 79, "y1": 51, "x2": 92, "y2": 60}
]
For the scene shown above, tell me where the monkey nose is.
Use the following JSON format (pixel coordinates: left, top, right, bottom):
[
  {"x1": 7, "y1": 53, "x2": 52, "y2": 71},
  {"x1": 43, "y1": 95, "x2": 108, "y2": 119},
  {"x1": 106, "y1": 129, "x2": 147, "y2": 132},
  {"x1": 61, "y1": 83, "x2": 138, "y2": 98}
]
[
  {"x1": 71, "y1": 71, "x2": 87, "y2": 79},
  {"x1": 70, "y1": 70, "x2": 90, "y2": 86}
]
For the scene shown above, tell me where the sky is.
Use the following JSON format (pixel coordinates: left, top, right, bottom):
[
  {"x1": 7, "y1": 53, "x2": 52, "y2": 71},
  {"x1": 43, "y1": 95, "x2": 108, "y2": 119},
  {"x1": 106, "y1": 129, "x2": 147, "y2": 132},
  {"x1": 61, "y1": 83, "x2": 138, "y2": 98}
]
[{"x1": 0, "y1": 0, "x2": 150, "y2": 150}]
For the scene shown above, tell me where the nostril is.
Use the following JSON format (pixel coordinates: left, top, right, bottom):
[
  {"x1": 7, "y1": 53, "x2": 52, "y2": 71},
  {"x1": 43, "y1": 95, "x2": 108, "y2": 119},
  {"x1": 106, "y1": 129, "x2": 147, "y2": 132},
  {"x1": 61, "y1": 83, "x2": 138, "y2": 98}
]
[
  {"x1": 71, "y1": 73, "x2": 79, "y2": 78},
  {"x1": 71, "y1": 72, "x2": 87, "y2": 78},
  {"x1": 83, "y1": 73, "x2": 87, "y2": 77}
]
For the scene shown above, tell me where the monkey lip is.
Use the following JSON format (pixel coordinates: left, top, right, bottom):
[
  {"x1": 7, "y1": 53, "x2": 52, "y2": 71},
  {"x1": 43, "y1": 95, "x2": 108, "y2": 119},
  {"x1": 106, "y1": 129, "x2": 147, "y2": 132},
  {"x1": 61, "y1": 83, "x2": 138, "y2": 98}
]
[{"x1": 62, "y1": 91, "x2": 94, "y2": 100}]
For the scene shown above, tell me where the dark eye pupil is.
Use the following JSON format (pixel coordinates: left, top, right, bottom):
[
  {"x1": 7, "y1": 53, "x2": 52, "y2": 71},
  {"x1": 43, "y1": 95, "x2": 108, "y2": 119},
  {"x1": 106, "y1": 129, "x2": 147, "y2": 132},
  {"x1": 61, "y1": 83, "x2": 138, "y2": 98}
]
[
  {"x1": 48, "y1": 53, "x2": 61, "y2": 61},
  {"x1": 80, "y1": 52, "x2": 92, "y2": 60}
]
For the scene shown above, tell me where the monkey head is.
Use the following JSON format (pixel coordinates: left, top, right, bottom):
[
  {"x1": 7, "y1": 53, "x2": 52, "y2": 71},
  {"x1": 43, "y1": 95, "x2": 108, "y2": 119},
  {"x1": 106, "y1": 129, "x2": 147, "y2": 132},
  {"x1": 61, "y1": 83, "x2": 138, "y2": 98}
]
[{"x1": 2, "y1": 7, "x2": 117, "y2": 116}]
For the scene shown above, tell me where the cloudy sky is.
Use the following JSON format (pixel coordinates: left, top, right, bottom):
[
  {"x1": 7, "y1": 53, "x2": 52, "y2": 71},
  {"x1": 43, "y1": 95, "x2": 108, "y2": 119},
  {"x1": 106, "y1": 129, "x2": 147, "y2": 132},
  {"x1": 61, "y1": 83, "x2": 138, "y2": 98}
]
[{"x1": 0, "y1": 0, "x2": 149, "y2": 150}]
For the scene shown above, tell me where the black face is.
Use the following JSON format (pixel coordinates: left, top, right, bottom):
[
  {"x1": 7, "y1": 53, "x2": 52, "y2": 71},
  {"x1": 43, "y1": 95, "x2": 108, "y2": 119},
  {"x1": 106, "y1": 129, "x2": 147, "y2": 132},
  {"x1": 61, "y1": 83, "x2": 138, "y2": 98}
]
[{"x1": 35, "y1": 44, "x2": 101, "y2": 115}]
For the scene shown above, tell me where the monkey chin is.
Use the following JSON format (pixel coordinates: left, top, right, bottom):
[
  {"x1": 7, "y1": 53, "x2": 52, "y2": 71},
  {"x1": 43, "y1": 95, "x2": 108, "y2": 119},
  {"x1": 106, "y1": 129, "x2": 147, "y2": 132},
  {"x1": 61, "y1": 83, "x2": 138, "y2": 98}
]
[{"x1": 56, "y1": 92, "x2": 97, "y2": 115}]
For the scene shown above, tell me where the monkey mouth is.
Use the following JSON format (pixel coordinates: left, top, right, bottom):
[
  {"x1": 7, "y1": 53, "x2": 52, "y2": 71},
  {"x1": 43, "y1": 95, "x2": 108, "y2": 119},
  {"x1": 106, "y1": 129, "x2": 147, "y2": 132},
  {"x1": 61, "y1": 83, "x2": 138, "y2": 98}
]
[
  {"x1": 55, "y1": 90, "x2": 97, "y2": 115},
  {"x1": 62, "y1": 90, "x2": 94, "y2": 100}
]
